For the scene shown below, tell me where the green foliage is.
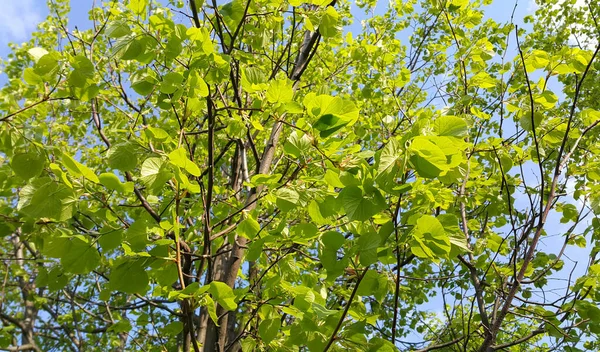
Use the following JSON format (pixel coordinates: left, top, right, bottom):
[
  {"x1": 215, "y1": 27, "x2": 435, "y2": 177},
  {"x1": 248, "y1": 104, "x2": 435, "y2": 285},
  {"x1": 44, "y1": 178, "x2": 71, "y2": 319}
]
[{"x1": 1, "y1": 0, "x2": 600, "y2": 351}]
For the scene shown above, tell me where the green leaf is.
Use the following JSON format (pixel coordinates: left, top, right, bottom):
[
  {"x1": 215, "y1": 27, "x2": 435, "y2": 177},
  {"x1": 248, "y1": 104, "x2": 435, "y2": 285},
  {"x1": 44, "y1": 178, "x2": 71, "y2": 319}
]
[
  {"x1": 17, "y1": 178, "x2": 75, "y2": 221},
  {"x1": 189, "y1": 71, "x2": 209, "y2": 97},
  {"x1": 71, "y1": 55, "x2": 95, "y2": 77},
  {"x1": 62, "y1": 153, "x2": 99, "y2": 183},
  {"x1": 519, "y1": 111, "x2": 544, "y2": 132},
  {"x1": 291, "y1": 223, "x2": 319, "y2": 245},
  {"x1": 106, "y1": 21, "x2": 131, "y2": 38},
  {"x1": 410, "y1": 215, "x2": 451, "y2": 259},
  {"x1": 409, "y1": 136, "x2": 449, "y2": 178},
  {"x1": 377, "y1": 138, "x2": 401, "y2": 177},
  {"x1": 321, "y1": 231, "x2": 345, "y2": 250},
  {"x1": 23, "y1": 68, "x2": 43, "y2": 85},
  {"x1": 258, "y1": 319, "x2": 279, "y2": 344},
  {"x1": 109, "y1": 320, "x2": 132, "y2": 333},
  {"x1": 324, "y1": 169, "x2": 345, "y2": 188},
  {"x1": 275, "y1": 188, "x2": 300, "y2": 212},
  {"x1": 357, "y1": 231, "x2": 380, "y2": 266},
  {"x1": 313, "y1": 114, "x2": 348, "y2": 137},
  {"x1": 283, "y1": 131, "x2": 312, "y2": 158},
  {"x1": 11, "y1": 152, "x2": 45, "y2": 180},
  {"x1": 266, "y1": 78, "x2": 293, "y2": 103},
  {"x1": 304, "y1": 93, "x2": 359, "y2": 123},
  {"x1": 109, "y1": 258, "x2": 149, "y2": 294},
  {"x1": 131, "y1": 75, "x2": 156, "y2": 95},
  {"x1": 237, "y1": 216, "x2": 260, "y2": 239},
  {"x1": 162, "y1": 322, "x2": 183, "y2": 336},
  {"x1": 357, "y1": 270, "x2": 388, "y2": 300},
  {"x1": 108, "y1": 144, "x2": 138, "y2": 172},
  {"x1": 34, "y1": 52, "x2": 60, "y2": 76},
  {"x1": 99, "y1": 172, "x2": 133, "y2": 193},
  {"x1": 168, "y1": 148, "x2": 201, "y2": 176},
  {"x1": 113, "y1": 36, "x2": 143, "y2": 61},
  {"x1": 340, "y1": 186, "x2": 385, "y2": 221},
  {"x1": 203, "y1": 295, "x2": 219, "y2": 326},
  {"x1": 470, "y1": 71, "x2": 496, "y2": 89},
  {"x1": 208, "y1": 281, "x2": 237, "y2": 311},
  {"x1": 128, "y1": 0, "x2": 148, "y2": 15},
  {"x1": 98, "y1": 229, "x2": 123, "y2": 252},
  {"x1": 126, "y1": 219, "x2": 151, "y2": 251},
  {"x1": 250, "y1": 173, "x2": 281, "y2": 186},
  {"x1": 160, "y1": 72, "x2": 184, "y2": 94},
  {"x1": 307, "y1": 200, "x2": 328, "y2": 225},
  {"x1": 434, "y1": 116, "x2": 468, "y2": 137},
  {"x1": 28, "y1": 47, "x2": 49, "y2": 61},
  {"x1": 44, "y1": 233, "x2": 101, "y2": 274},
  {"x1": 319, "y1": 6, "x2": 340, "y2": 38},
  {"x1": 140, "y1": 157, "x2": 171, "y2": 194},
  {"x1": 367, "y1": 337, "x2": 397, "y2": 352}
]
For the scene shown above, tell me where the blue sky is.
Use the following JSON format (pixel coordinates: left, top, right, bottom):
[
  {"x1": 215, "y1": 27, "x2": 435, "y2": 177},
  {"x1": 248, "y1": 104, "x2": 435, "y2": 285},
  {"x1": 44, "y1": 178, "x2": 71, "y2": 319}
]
[{"x1": 0, "y1": 0, "x2": 538, "y2": 58}]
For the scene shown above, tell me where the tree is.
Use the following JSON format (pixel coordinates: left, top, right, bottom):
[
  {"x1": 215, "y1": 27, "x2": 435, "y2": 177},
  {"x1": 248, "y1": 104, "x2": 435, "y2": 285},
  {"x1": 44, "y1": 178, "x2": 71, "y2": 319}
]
[{"x1": 0, "y1": 0, "x2": 599, "y2": 350}]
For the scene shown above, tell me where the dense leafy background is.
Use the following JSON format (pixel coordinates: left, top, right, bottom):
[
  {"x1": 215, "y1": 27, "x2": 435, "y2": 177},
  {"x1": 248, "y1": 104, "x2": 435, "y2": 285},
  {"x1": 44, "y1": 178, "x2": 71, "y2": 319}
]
[{"x1": 0, "y1": 0, "x2": 600, "y2": 351}]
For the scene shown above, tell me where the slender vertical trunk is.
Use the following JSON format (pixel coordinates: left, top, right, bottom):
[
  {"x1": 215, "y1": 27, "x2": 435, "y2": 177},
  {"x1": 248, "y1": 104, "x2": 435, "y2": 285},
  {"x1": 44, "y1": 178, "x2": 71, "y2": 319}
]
[{"x1": 13, "y1": 232, "x2": 38, "y2": 351}]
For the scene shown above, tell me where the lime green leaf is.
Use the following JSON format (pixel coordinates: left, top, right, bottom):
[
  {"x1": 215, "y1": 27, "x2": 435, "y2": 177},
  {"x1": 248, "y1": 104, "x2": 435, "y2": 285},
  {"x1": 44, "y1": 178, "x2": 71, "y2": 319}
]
[
  {"x1": 377, "y1": 138, "x2": 401, "y2": 177},
  {"x1": 237, "y1": 216, "x2": 260, "y2": 239},
  {"x1": 99, "y1": 172, "x2": 133, "y2": 193},
  {"x1": 434, "y1": 116, "x2": 468, "y2": 137},
  {"x1": 140, "y1": 157, "x2": 171, "y2": 194},
  {"x1": 62, "y1": 153, "x2": 99, "y2": 183},
  {"x1": 208, "y1": 281, "x2": 237, "y2": 311},
  {"x1": 266, "y1": 78, "x2": 293, "y2": 103},
  {"x1": 409, "y1": 136, "x2": 449, "y2": 178},
  {"x1": 250, "y1": 173, "x2": 281, "y2": 186},
  {"x1": 108, "y1": 144, "x2": 138, "y2": 172},
  {"x1": 283, "y1": 131, "x2": 312, "y2": 158},
  {"x1": 11, "y1": 152, "x2": 45, "y2": 180},
  {"x1": 106, "y1": 21, "x2": 131, "y2": 38},
  {"x1": 319, "y1": 6, "x2": 339, "y2": 38},
  {"x1": 308, "y1": 200, "x2": 328, "y2": 225},
  {"x1": 410, "y1": 215, "x2": 451, "y2": 259},
  {"x1": 28, "y1": 47, "x2": 49, "y2": 61},
  {"x1": 128, "y1": 0, "x2": 148, "y2": 15},
  {"x1": 168, "y1": 148, "x2": 201, "y2": 176},
  {"x1": 34, "y1": 52, "x2": 60, "y2": 76},
  {"x1": 160, "y1": 72, "x2": 184, "y2": 94},
  {"x1": 17, "y1": 178, "x2": 75, "y2": 221},
  {"x1": 304, "y1": 93, "x2": 359, "y2": 123},
  {"x1": 524, "y1": 49, "x2": 549, "y2": 72},
  {"x1": 203, "y1": 295, "x2": 219, "y2": 325},
  {"x1": 340, "y1": 185, "x2": 385, "y2": 221},
  {"x1": 23, "y1": 68, "x2": 43, "y2": 85},
  {"x1": 470, "y1": 72, "x2": 496, "y2": 89},
  {"x1": 189, "y1": 71, "x2": 209, "y2": 98}
]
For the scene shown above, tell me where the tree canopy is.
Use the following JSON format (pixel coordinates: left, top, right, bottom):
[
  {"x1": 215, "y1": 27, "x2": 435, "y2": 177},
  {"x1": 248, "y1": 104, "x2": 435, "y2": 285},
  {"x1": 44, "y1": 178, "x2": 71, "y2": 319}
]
[{"x1": 1, "y1": 0, "x2": 600, "y2": 351}]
